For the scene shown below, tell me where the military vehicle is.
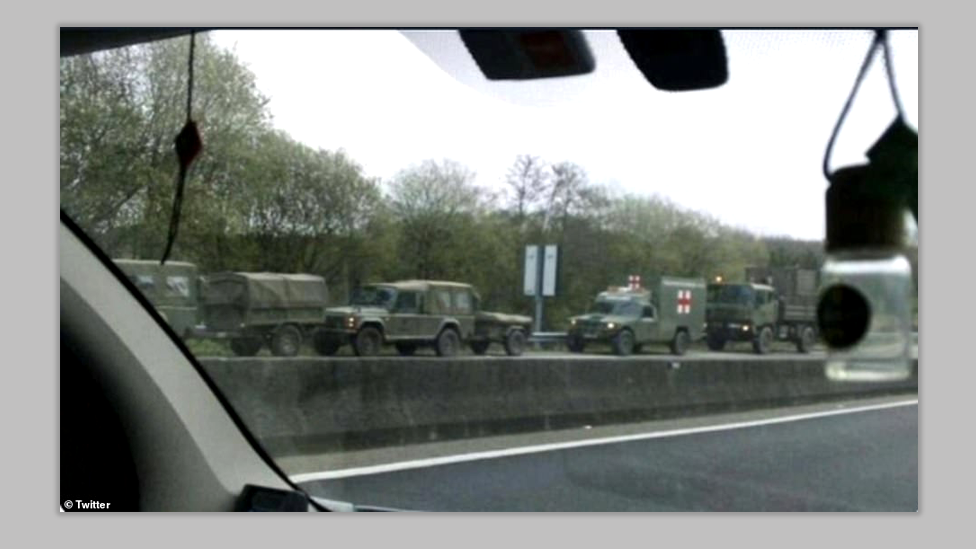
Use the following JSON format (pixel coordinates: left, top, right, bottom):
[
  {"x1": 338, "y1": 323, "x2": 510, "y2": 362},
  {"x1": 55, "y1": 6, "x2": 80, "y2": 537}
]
[
  {"x1": 113, "y1": 259, "x2": 201, "y2": 339},
  {"x1": 195, "y1": 272, "x2": 329, "y2": 357},
  {"x1": 314, "y1": 280, "x2": 532, "y2": 357},
  {"x1": 566, "y1": 276, "x2": 707, "y2": 356},
  {"x1": 705, "y1": 267, "x2": 819, "y2": 354}
]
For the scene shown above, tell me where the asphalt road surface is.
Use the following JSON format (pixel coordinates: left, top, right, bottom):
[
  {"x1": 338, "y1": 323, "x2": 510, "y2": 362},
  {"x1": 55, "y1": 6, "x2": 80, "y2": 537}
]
[{"x1": 297, "y1": 398, "x2": 918, "y2": 511}]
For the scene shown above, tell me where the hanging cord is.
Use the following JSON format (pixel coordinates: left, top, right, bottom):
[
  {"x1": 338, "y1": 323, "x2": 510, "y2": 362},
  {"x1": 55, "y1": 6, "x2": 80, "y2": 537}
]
[
  {"x1": 880, "y1": 29, "x2": 909, "y2": 123},
  {"x1": 185, "y1": 32, "x2": 195, "y2": 121},
  {"x1": 161, "y1": 31, "x2": 202, "y2": 264},
  {"x1": 822, "y1": 31, "x2": 884, "y2": 180}
]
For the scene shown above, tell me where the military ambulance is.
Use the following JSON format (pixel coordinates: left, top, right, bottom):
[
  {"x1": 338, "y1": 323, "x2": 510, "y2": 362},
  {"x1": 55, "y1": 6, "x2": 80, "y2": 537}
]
[{"x1": 567, "y1": 276, "x2": 707, "y2": 356}]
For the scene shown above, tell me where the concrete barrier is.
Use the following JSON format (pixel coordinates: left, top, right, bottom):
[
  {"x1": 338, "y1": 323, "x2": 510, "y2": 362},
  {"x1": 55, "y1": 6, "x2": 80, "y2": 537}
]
[{"x1": 198, "y1": 357, "x2": 918, "y2": 457}]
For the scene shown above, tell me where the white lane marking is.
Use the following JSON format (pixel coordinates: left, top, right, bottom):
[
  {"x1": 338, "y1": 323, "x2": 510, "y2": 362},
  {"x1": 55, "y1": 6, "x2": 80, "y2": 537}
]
[{"x1": 291, "y1": 398, "x2": 918, "y2": 484}]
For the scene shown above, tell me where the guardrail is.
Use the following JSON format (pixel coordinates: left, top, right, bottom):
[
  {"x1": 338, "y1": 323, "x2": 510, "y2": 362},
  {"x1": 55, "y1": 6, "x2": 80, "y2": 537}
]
[
  {"x1": 528, "y1": 332, "x2": 566, "y2": 345},
  {"x1": 199, "y1": 356, "x2": 918, "y2": 458}
]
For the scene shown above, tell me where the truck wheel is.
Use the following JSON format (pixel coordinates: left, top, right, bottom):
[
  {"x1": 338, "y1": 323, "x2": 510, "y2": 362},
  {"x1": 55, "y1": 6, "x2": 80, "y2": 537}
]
[
  {"x1": 504, "y1": 329, "x2": 527, "y2": 356},
  {"x1": 312, "y1": 330, "x2": 341, "y2": 356},
  {"x1": 469, "y1": 341, "x2": 490, "y2": 355},
  {"x1": 435, "y1": 328, "x2": 460, "y2": 357},
  {"x1": 271, "y1": 325, "x2": 303, "y2": 357},
  {"x1": 229, "y1": 337, "x2": 262, "y2": 357},
  {"x1": 706, "y1": 333, "x2": 726, "y2": 351},
  {"x1": 753, "y1": 326, "x2": 773, "y2": 355},
  {"x1": 670, "y1": 330, "x2": 690, "y2": 356},
  {"x1": 796, "y1": 325, "x2": 817, "y2": 354},
  {"x1": 353, "y1": 326, "x2": 383, "y2": 357},
  {"x1": 395, "y1": 342, "x2": 418, "y2": 356},
  {"x1": 566, "y1": 335, "x2": 586, "y2": 353},
  {"x1": 612, "y1": 330, "x2": 635, "y2": 356}
]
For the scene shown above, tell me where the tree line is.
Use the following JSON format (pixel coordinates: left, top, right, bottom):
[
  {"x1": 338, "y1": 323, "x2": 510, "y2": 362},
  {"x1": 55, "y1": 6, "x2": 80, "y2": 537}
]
[{"x1": 61, "y1": 35, "x2": 914, "y2": 330}]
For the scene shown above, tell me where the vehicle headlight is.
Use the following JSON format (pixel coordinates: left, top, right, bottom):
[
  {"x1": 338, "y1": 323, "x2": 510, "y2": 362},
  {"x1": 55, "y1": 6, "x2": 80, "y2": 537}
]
[
  {"x1": 742, "y1": 324, "x2": 750, "y2": 331},
  {"x1": 346, "y1": 316, "x2": 357, "y2": 328},
  {"x1": 571, "y1": 319, "x2": 577, "y2": 326},
  {"x1": 606, "y1": 322, "x2": 616, "y2": 330}
]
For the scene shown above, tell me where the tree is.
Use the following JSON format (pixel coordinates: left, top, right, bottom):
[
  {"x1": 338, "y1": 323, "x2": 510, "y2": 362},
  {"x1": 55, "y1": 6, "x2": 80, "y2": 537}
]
[
  {"x1": 60, "y1": 33, "x2": 271, "y2": 259},
  {"x1": 504, "y1": 155, "x2": 550, "y2": 222},
  {"x1": 387, "y1": 159, "x2": 488, "y2": 279}
]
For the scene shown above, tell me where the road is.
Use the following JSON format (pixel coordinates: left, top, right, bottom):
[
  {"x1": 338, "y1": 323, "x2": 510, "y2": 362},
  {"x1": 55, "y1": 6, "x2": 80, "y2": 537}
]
[{"x1": 296, "y1": 396, "x2": 918, "y2": 511}]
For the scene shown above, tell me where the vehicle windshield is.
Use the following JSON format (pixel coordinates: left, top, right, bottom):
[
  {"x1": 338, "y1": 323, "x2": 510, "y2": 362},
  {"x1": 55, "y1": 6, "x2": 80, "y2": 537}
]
[
  {"x1": 59, "y1": 29, "x2": 918, "y2": 512},
  {"x1": 590, "y1": 300, "x2": 642, "y2": 317},
  {"x1": 350, "y1": 286, "x2": 397, "y2": 308},
  {"x1": 709, "y1": 285, "x2": 755, "y2": 306}
]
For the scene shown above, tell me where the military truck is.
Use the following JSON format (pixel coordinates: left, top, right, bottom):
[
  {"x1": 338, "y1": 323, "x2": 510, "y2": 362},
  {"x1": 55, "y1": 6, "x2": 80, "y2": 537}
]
[
  {"x1": 314, "y1": 280, "x2": 532, "y2": 357},
  {"x1": 195, "y1": 272, "x2": 329, "y2": 357},
  {"x1": 566, "y1": 276, "x2": 707, "y2": 356},
  {"x1": 705, "y1": 267, "x2": 819, "y2": 354},
  {"x1": 113, "y1": 259, "x2": 201, "y2": 339}
]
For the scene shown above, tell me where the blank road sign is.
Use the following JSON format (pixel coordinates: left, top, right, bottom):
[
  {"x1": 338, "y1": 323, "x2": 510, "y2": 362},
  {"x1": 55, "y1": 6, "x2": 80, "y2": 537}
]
[
  {"x1": 542, "y1": 245, "x2": 558, "y2": 296},
  {"x1": 524, "y1": 245, "x2": 539, "y2": 296}
]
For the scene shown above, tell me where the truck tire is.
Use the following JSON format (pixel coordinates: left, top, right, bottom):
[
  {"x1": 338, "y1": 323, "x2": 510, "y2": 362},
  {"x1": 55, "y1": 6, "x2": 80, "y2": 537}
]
[
  {"x1": 504, "y1": 329, "x2": 527, "y2": 356},
  {"x1": 670, "y1": 330, "x2": 690, "y2": 356},
  {"x1": 395, "y1": 342, "x2": 418, "y2": 356},
  {"x1": 706, "y1": 333, "x2": 726, "y2": 351},
  {"x1": 469, "y1": 341, "x2": 490, "y2": 355},
  {"x1": 271, "y1": 325, "x2": 303, "y2": 357},
  {"x1": 353, "y1": 326, "x2": 383, "y2": 357},
  {"x1": 612, "y1": 329, "x2": 635, "y2": 356},
  {"x1": 796, "y1": 325, "x2": 817, "y2": 354},
  {"x1": 312, "y1": 329, "x2": 341, "y2": 356},
  {"x1": 229, "y1": 337, "x2": 262, "y2": 357},
  {"x1": 566, "y1": 335, "x2": 586, "y2": 353},
  {"x1": 435, "y1": 328, "x2": 460, "y2": 357},
  {"x1": 753, "y1": 326, "x2": 773, "y2": 355}
]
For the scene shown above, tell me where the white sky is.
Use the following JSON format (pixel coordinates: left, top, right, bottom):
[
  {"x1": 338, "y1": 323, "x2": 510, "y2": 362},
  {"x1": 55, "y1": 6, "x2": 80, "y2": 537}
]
[{"x1": 209, "y1": 29, "x2": 917, "y2": 241}]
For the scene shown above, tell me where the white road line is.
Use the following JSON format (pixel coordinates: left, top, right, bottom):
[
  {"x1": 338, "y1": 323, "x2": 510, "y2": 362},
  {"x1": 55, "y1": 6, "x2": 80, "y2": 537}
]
[{"x1": 290, "y1": 398, "x2": 918, "y2": 484}]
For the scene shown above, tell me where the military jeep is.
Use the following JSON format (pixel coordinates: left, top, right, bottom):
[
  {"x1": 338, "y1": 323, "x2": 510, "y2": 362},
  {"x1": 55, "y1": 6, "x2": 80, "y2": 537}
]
[{"x1": 315, "y1": 280, "x2": 532, "y2": 357}]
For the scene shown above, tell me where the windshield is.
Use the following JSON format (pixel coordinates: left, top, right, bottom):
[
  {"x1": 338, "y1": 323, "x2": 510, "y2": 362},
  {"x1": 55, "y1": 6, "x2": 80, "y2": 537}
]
[
  {"x1": 350, "y1": 286, "x2": 397, "y2": 308},
  {"x1": 59, "y1": 28, "x2": 918, "y2": 512},
  {"x1": 709, "y1": 285, "x2": 755, "y2": 306},
  {"x1": 590, "y1": 300, "x2": 642, "y2": 317}
]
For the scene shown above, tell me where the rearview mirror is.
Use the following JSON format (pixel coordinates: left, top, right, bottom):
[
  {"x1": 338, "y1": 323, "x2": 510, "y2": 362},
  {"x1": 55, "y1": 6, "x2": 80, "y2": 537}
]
[
  {"x1": 617, "y1": 29, "x2": 729, "y2": 91},
  {"x1": 459, "y1": 30, "x2": 596, "y2": 80}
]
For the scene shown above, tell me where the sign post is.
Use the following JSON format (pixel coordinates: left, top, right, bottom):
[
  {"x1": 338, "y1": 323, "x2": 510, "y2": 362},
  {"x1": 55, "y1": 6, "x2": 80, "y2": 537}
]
[{"x1": 525, "y1": 244, "x2": 558, "y2": 334}]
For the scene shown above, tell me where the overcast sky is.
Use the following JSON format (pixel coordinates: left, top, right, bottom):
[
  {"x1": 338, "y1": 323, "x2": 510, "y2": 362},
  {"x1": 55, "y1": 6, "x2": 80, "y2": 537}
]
[{"x1": 209, "y1": 29, "x2": 917, "y2": 241}]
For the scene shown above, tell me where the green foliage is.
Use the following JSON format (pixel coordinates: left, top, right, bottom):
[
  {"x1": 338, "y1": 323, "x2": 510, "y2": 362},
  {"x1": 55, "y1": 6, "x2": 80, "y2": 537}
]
[{"x1": 61, "y1": 36, "x2": 836, "y2": 330}]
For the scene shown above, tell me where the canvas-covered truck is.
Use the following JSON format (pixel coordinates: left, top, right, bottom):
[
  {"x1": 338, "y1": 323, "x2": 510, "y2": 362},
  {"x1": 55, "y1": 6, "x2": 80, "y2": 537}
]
[
  {"x1": 566, "y1": 276, "x2": 707, "y2": 356},
  {"x1": 705, "y1": 267, "x2": 819, "y2": 354},
  {"x1": 194, "y1": 272, "x2": 329, "y2": 357},
  {"x1": 113, "y1": 259, "x2": 201, "y2": 339},
  {"x1": 313, "y1": 280, "x2": 533, "y2": 357}
]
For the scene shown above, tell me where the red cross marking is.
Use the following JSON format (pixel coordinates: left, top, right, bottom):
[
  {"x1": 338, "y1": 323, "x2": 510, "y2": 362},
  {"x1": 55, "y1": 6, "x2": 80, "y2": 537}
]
[{"x1": 677, "y1": 290, "x2": 692, "y2": 314}]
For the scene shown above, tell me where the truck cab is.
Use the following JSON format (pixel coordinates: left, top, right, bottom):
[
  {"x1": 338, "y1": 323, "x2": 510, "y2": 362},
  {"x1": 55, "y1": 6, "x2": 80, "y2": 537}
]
[
  {"x1": 705, "y1": 282, "x2": 779, "y2": 352},
  {"x1": 113, "y1": 259, "x2": 201, "y2": 339},
  {"x1": 706, "y1": 269, "x2": 819, "y2": 354}
]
